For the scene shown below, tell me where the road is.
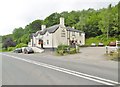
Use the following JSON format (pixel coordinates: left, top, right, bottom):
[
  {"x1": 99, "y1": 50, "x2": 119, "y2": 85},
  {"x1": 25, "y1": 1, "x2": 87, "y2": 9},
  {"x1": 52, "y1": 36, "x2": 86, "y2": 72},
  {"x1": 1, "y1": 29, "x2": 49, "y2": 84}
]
[{"x1": 1, "y1": 52, "x2": 119, "y2": 85}]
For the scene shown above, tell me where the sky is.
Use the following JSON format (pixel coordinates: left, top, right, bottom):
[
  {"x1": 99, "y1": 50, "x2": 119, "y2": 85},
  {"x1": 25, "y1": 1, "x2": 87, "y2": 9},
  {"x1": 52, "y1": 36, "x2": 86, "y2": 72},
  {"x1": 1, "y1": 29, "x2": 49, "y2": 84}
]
[{"x1": 0, "y1": 0, "x2": 119, "y2": 35}]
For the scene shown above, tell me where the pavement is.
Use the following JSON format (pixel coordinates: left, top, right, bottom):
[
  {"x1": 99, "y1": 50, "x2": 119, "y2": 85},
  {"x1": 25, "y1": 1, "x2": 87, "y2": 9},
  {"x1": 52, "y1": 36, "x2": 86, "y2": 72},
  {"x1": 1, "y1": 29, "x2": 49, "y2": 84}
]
[{"x1": 0, "y1": 47, "x2": 119, "y2": 85}]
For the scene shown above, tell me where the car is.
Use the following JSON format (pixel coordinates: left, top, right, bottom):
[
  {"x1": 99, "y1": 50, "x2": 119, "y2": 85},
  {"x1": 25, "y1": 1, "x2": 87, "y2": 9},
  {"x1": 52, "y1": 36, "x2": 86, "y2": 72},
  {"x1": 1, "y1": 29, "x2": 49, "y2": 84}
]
[
  {"x1": 21, "y1": 47, "x2": 27, "y2": 52},
  {"x1": 13, "y1": 48, "x2": 22, "y2": 53},
  {"x1": 98, "y1": 42, "x2": 104, "y2": 47},
  {"x1": 109, "y1": 42, "x2": 116, "y2": 46},
  {"x1": 91, "y1": 43, "x2": 96, "y2": 47},
  {"x1": 23, "y1": 47, "x2": 34, "y2": 54}
]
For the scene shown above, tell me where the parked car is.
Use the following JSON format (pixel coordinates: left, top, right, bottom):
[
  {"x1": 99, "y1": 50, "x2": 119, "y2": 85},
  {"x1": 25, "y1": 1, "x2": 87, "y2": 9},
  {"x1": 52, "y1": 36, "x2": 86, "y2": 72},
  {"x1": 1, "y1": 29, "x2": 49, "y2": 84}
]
[
  {"x1": 23, "y1": 47, "x2": 34, "y2": 54},
  {"x1": 91, "y1": 43, "x2": 96, "y2": 47},
  {"x1": 13, "y1": 48, "x2": 22, "y2": 53},
  {"x1": 98, "y1": 42, "x2": 104, "y2": 47},
  {"x1": 109, "y1": 42, "x2": 116, "y2": 46},
  {"x1": 21, "y1": 47, "x2": 27, "y2": 53}
]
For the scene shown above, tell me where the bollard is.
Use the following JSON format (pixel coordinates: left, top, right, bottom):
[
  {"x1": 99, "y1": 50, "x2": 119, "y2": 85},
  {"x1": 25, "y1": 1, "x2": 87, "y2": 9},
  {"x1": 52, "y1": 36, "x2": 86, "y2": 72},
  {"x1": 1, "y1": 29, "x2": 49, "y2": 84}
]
[{"x1": 106, "y1": 46, "x2": 108, "y2": 54}]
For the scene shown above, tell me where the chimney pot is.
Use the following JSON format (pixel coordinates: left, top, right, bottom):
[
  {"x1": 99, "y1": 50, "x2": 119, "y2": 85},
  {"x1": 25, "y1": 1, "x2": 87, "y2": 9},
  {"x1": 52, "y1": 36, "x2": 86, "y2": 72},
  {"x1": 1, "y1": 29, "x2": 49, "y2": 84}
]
[
  {"x1": 41, "y1": 25, "x2": 46, "y2": 31},
  {"x1": 60, "y1": 17, "x2": 65, "y2": 26}
]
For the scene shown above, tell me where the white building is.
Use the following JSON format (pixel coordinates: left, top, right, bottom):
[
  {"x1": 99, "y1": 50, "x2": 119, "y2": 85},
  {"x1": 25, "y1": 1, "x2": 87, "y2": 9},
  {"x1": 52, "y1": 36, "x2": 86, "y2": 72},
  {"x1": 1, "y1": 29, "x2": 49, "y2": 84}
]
[{"x1": 29, "y1": 17, "x2": 85, "y2": 48}]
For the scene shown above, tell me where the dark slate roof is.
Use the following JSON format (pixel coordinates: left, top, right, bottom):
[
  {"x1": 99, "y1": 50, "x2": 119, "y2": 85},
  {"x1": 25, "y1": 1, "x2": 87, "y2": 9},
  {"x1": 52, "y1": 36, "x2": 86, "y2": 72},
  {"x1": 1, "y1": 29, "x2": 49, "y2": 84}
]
[
  {"x1": 33, "y1": 31, "x2": 42, "y2": 37},
  {"x1": 47, "y1": 24, "x2": 59, "y2": 33},
  {"x1": 66, "y1": 27, "x2": 83, "y2": 33},
  {"x1": 33, "y1": 24, "x2": 59, "y2": 37},
  {"x1": 33, "y1": 25, "x2": 84, "y2": 37}
]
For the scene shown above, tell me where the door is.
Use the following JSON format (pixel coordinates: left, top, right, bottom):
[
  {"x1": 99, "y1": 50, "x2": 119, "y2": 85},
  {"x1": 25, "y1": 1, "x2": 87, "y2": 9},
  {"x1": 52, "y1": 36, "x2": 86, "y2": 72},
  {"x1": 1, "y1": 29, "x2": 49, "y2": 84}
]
[{"x1": 39, "y1": 39, "x2": 43, "y2": 48}]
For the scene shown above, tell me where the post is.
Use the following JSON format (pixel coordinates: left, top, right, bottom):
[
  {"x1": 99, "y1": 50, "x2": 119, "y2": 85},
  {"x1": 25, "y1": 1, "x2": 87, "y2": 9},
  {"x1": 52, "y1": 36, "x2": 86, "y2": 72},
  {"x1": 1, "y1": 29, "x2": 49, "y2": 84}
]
[
  {"x1": 106, "y1": 46, "x2": 108, "y2": 54},
  {"x1": 116, "y1": 40, "x2": 120, "y2": 59},
  {"x1": 52, "y1": 34, "x2": 54, "y2": 51}
]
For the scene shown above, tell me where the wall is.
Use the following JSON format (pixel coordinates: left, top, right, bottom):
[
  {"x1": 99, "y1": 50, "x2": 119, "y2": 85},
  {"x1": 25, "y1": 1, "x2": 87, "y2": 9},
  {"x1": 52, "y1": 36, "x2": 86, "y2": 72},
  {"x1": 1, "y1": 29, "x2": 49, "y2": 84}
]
[
  {"x1": 52, "y1": 26, "x2": 68, "y2": 48},
  {"x1": 42, "y1": 31, "x2": 53, "y2": 48},
  {"x1": 68, "y1": 31, "x2": 85, "y2": 45}
]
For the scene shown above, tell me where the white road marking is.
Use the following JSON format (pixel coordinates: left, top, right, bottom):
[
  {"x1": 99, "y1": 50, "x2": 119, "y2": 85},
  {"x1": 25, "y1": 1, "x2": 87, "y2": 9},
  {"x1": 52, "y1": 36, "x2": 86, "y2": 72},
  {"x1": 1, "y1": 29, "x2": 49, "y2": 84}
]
[{"x1": 1, "y1": 53, "x2": 119, "y2": 85}]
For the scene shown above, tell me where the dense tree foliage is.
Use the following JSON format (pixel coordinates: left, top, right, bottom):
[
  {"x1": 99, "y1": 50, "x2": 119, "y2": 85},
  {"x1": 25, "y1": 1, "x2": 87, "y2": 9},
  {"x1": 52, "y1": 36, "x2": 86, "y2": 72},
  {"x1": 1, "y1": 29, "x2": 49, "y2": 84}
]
[
  {"x1": 2, "y1": 38, "x2": 16, "y2": 49},
  {"x1": 2, "y1": 2, "x2": 120, "y2": 48}
]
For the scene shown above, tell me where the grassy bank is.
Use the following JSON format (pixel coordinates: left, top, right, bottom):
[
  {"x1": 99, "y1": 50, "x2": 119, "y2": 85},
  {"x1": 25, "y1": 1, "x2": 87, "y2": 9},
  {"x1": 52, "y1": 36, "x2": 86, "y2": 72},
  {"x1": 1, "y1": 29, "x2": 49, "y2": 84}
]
[
  {"x1": 0, "y1": 43, "x2": 28, "y2": 52},
  {"x1": 0, "y1": 43, "x2": 2, "y2": 52},
  {"x1": 86, "y1": 35, "x2": 117, "y2": 46}
]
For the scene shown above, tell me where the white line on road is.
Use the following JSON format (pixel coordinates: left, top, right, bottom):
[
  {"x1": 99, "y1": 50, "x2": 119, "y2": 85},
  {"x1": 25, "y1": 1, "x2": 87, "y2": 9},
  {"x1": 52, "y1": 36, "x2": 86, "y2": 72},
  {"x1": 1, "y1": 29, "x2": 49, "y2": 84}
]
[{"x1": 1, "y1": 53, "x2": 119, "y2": 85}]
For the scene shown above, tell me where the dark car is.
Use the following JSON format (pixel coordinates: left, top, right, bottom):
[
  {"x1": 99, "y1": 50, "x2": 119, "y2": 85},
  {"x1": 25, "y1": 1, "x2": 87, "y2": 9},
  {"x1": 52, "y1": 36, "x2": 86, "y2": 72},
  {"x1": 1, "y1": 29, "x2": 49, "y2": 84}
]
[
  {"x1": 13, "y1": 48, "x2": 22, "y2": 53},
  {"x1": 23, "y1": 47, "x2": 34, "y2": 54}
]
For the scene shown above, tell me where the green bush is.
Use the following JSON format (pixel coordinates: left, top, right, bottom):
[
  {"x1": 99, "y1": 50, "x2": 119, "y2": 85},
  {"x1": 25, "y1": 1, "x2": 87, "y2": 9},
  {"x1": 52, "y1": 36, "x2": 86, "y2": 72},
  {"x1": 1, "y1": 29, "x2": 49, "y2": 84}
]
[
  {"x1": 56, "y1": 44, "x2": 70, "y2": 55},
  {"x1": 57, "y1": 44, "x2": 69, "y2": 50},
  {"x1": 57, "y1": 50, "x2": 64, "y2": 55},
  {"x1": 16, "y1": 43, "x2": 27, "y2": 48},
  {"x1": 57, "y1": 45, "x2": 69, "y2": 52},
  {"x1": 7, "y1": 47, "x2": 16, "y2": 51},
  {"x1": 56, "y1": 44, "x2": 79, "y2": 55},
  {"x1": 69, "y1": 48, "x2": 76, "y2": 54}
]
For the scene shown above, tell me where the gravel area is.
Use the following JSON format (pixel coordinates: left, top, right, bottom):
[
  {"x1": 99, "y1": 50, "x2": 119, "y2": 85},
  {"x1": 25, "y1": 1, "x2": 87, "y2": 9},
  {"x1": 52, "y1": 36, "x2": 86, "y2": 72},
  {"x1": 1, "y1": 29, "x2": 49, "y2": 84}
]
[{"x1": 42, "y1": 47, "x2": 117, "y2": 60}]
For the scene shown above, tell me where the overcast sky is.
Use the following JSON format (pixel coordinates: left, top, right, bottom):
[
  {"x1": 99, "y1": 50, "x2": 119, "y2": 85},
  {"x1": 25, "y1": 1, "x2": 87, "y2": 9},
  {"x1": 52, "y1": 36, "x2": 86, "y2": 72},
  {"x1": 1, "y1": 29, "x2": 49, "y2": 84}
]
[{"x1": 0, "y1": 0, "x2": 119, "y2": 35}]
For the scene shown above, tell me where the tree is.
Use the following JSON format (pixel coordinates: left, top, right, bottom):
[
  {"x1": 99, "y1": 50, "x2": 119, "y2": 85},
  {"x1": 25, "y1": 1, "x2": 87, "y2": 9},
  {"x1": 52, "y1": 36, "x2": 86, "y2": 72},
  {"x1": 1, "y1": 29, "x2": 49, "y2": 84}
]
[
  {"x1": 44, "y1": 13, "x2": 61, "y2": 27},
  {"x1": 12, "y1": 27, "x2": 24, "y2": 43},
  {"x1": 3, "y1": 38, "x2": 16, "y2": 49},
  {"x1": 30, "y1": 19, "x2": 43, "y2": 32}
]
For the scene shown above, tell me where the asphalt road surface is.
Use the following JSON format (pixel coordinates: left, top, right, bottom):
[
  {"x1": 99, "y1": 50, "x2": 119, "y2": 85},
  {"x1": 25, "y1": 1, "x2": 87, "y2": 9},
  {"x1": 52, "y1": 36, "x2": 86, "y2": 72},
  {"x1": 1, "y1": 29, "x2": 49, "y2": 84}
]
[{"x1": 1, "y1": 52, "x2": 119, "y2": 85}]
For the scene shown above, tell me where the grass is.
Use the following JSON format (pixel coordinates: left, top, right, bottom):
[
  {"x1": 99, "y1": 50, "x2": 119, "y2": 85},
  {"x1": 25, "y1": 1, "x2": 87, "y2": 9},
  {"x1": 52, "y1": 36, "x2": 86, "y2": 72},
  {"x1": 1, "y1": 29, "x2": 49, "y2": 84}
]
[
  {"x1": 0, "y1": 43, "x2": 2, "y2": 52},
  {"x1": 86, "y1": 35, "x2": 117, "y2": 46},
  {"x1": 106, "y1": 49, "x2": 120, "y2": 61}
]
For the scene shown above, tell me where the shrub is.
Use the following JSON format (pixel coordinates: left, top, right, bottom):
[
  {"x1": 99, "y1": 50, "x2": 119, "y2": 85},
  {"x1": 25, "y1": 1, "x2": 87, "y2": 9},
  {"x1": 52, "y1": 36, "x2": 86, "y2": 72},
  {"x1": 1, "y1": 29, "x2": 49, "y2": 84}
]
[
  {"x1": 108, "y1": 49, "x2": 120, "y2": 61},
  {"x1": 69, "y1": 48, "x2": 76, "y2": 54},
  {"x1": 56, "y1": 44, "x2": 70, "y2": 55},
  {"x1": 57, "y1": 44, "x2": 69, "y2": 50},
  {"x1": 58, "y1": 50, "x2": 64, "y2": 55},
  {"x1": 56, "y1": 44, "x2": 79, "y2": 55},
  {"x1": 7, "y1": 47, "x2": 16, "y2": 51},
  {"x1": 57, "y1": 45, "x2": 69, "y2": 52},
  {"x1": 16, "y1": 43, "x2": 27, "y2": 48}
]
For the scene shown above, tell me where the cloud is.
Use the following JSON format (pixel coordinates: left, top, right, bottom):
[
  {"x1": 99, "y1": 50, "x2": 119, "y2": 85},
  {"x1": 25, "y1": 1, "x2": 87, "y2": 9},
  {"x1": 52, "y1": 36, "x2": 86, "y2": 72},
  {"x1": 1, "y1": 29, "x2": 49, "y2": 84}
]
[{"x1": 0, "y1": 0, "x2": 119, "y2": 35}]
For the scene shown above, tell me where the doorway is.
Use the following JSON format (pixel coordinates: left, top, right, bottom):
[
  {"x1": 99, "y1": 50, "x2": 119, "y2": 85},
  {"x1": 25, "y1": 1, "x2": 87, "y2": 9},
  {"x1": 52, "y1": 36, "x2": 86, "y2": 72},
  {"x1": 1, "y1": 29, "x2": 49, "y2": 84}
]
[{"x1": 39, "y1": 39, "x2": 43, "y2": 48}]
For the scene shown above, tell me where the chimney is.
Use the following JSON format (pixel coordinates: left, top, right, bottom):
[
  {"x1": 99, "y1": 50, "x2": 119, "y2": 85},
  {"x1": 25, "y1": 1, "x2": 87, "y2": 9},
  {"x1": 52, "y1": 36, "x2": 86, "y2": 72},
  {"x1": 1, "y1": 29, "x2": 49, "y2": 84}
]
[
  {"x1": 60, "y1": 17, "x2": 65, "y2": 26},
  {"x1": 41, "y1": 25, "x2": 46, "y2": 31}
]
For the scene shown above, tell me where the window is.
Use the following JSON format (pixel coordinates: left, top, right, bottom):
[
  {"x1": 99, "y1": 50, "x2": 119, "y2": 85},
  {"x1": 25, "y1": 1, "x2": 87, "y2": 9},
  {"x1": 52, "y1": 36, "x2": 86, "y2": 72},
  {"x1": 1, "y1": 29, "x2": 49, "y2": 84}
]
[
  {"x1": 79, "y1": 40, "x2": 81, "y2": 43},
  {"x1": 72, "y1": 32, "x2": 75, "y2": 36},
  {"x1": 47, "y1": 40, "x2": 49, "y2": 45},
  {"x1": 61, "y1": 29, "x2": 65, "y2": 37},
  {"x1": 79, "y1": 33, "x2": 81, "y2": 36}
]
